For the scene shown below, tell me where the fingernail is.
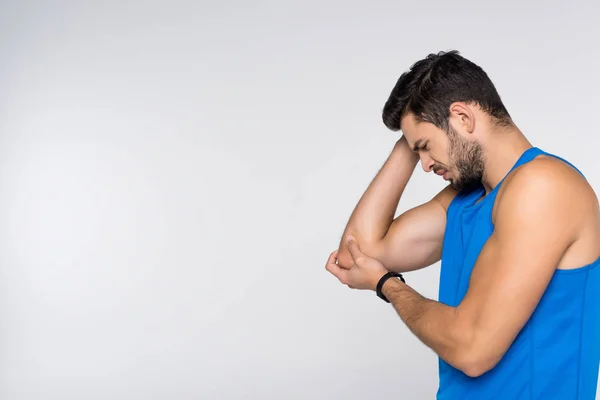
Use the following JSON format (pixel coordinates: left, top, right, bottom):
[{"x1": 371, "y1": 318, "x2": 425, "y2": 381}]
[{"x1": 347, "y1": 235, "x2": 354, "y2": 242}]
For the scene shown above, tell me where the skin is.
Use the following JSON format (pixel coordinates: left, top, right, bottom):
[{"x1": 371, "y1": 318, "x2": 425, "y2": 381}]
[{"x1": 326, "y1": 102, "x2": 600, "y2": 377}]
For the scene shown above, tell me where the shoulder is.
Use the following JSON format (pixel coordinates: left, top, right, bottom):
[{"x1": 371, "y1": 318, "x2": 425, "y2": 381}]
[
  {"x1": 493, "y1": 156, "x2": 595, "y2": 233},
  {"x1": 498, "y1": 155, "x2": 591, "y2": 201}
]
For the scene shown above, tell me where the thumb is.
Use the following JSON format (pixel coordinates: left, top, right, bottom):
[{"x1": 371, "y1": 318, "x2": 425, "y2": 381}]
[{"x1": 346, "y1": 235, "x2": 364, "y2": 261}]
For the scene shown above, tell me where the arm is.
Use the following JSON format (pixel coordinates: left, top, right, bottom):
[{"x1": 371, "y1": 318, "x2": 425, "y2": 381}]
[
  {"x1": 337, "y1": 137, "x2": 457, "y2": 272},
  {"x1": 380, "y1": 161, "x2": 581, "y2": 377}
]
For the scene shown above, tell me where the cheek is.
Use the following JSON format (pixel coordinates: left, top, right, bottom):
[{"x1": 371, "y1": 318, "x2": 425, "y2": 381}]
[{"x1": 432, "y1": 152, "x2": 450, "y2": 168}]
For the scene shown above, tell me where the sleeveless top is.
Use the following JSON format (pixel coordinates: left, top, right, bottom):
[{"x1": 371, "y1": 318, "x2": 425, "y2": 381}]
[{"x1": 436, "y1": 147, "x2": 600, "y2": 399}]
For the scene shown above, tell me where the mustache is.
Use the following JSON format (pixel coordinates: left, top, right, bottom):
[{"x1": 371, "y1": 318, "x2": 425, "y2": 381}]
[{"x1": 433, "y1": 164, "x2": 449, "y2": 173}]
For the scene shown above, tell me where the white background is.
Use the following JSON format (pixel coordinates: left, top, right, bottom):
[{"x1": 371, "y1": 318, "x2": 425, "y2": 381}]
[{"x1": 1, "y1": 0, "x2": 599, "y2": 399}]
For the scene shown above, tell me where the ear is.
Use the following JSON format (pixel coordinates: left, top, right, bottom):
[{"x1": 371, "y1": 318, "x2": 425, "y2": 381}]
[{"x1": 448, "y1": 102, "x2": 475, "y2": 134}]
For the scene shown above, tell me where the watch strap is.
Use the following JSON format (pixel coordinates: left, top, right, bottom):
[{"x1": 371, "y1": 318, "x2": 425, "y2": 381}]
[{"x1": 376, "y1": 271, "x2": 405, "y2": 303}]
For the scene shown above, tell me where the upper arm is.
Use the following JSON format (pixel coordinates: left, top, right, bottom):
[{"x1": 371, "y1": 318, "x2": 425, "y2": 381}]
[
  {"x1": 369, "y1": 184, "x2": 457, "y2": 273},
  {"x1": 455, "y1": 160, "x2": 582, "y2": 374}
]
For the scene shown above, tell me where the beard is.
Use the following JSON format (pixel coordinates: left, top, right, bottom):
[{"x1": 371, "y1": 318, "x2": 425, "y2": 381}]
[{"x1": 446, "y1": 125, "x2": 485, "y2": 192}]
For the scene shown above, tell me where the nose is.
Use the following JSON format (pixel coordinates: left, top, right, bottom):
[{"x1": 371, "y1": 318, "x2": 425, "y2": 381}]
[{"x1": 420, "y1": 154, "x2": 434, "y2": 173}]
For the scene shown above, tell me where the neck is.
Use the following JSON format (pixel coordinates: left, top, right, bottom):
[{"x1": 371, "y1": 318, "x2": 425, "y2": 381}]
[{"x1": 481, "y1": 126, "x2": 533, "y2": 193}]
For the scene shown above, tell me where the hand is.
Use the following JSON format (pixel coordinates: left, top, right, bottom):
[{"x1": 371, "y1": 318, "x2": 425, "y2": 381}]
[
  {"x1": 395, "y1": 135, "x2": 420, "y2": 162},
  {"x1": 325, "y1": 235, "x2": 389, "y2": 291}
]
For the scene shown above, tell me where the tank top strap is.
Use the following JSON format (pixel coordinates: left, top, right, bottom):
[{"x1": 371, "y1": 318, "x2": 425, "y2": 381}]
[
  {"x1": 496, "y1": 147, "x2": 586, "y2": 192},
  {"x1": 490, "y1": 147, "x2": 544, "y2": 193},
  {"x1": 508, "y1": 147, "x2": 545, "y2": 173}
]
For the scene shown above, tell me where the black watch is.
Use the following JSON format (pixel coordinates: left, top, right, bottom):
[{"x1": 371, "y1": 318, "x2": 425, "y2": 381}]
[{"x1": 376, "y1": 271, "x2": 405, "y2": 303}]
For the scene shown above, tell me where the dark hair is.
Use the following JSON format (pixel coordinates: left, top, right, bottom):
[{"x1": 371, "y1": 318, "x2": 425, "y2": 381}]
[{"x1": 382, "y1": 50, "x2": 511, "y2": 132}]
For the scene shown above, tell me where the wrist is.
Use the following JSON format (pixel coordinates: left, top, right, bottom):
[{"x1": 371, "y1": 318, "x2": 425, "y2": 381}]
[
  {"x1": 375, "y1": 271, "x2": 406, "y2": 302},
  {"x1": 382, "y1": 275, "x2": 404, "y2": 293},
  {"x1": 395, "y1": 134, "x2": 409, "y2": 146},
  {"x1": 393, "y1": 136, "x2": 419, "y2": 162}
]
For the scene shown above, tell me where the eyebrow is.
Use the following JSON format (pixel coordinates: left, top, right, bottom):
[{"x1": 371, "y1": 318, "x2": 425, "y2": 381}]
[{"x1": 412, "y1": 139, "x2": 424, "y2": 152}]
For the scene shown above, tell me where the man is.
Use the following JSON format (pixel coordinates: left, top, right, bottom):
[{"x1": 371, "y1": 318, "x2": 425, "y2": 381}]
[{"x1": 325, "y1": 50, "x2": 600, "y2": 399}]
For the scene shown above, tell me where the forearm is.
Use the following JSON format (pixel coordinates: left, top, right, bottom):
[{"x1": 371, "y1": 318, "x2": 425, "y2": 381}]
[
  {"x1": 338, "y1": 137, "x2": 418, "y2": 264},
  {"x1": 381, "y1": 278, "x2": 474, "y2": 373}
]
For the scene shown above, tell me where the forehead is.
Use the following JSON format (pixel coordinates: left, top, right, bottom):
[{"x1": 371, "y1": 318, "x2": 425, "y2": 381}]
[
  {"x1": 400, "y1": 114, "x2": 419, "y2": 135},
  {"x1": 400, "y1": 114, "x2": 440, "y2": 148}
]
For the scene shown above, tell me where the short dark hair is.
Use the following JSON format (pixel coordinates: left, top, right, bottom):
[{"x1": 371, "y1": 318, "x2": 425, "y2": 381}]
[{"x1": 382, "y1": 50, "x2": 511, "y2": 132}]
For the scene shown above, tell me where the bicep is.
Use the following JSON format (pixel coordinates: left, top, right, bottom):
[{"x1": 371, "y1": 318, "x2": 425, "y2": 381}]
[
  {"x1": 457, "y1": 230, "x2": 563, "y2": 367},
  {"x1": 373, "y1": 185, "x2": 457, "y2": 272},
  {"x1": 456, "y1": 168, "x2": 579, "y2": 370}
]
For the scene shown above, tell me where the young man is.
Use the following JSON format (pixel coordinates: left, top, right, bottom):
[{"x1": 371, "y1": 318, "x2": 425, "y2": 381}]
[{"x1": 325, "y1": 50, "x2": 600, "y2": 399}]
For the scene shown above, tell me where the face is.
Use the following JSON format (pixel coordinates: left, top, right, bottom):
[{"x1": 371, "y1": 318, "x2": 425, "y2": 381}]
[{"x1": 402, "y1": 114, "x2": 485, "y2": 192}]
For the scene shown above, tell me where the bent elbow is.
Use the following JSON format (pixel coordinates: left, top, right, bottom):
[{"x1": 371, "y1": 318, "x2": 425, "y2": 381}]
[
  {"x1": 336, "y1": 236, "x2": 380, "y2": 269},
  {"x1": 455, "y1": 346, "x2": 502, "y2": 378},
  {"x1": 336, "y1": 249, "x2": 355, "y2": 270},
  {"x1": 459, "y1": 360, "x2": 490, "y2": 378},
  {"x1": 447, "y1": 316, "x2": 507, "y2": 378}
]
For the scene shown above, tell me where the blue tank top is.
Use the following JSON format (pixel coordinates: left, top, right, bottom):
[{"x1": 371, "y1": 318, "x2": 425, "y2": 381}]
[{"x1": 437, "y1": 147, "x2": 600, "y2": 399}]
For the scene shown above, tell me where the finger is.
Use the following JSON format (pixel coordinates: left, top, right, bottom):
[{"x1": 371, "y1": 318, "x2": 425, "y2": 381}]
[
  {"x1": 327, "y1": 249, "x2": 339, "y2": 265},
  {"x1": 346, "y1": 236, "x2": 364, "y2": 263},
  {"x1": 325, "y1": 249, "x2": 339, "y2": 269},
  {"x1": 325, "y1": 253, "x2": 349, "y2": 285},
  {"x1": 324, "y1": 249, "x2": 340, "y2": 270}
]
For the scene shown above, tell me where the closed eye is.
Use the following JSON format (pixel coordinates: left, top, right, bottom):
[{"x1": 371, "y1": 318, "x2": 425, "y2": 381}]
[{"x1": 412, "y1": 139, "x2": 430, "y2": 153}]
